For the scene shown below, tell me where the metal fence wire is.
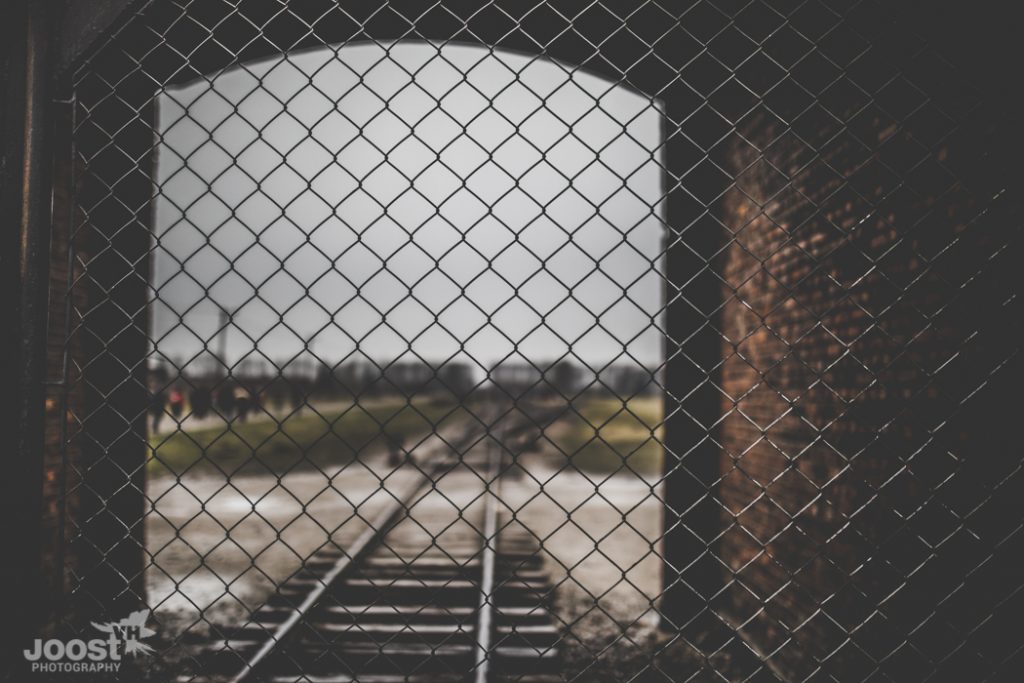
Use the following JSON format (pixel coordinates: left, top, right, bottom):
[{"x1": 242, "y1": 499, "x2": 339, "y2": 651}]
[{"x1": 50, "y1": 0, "x2": 1023, "y2": 681}]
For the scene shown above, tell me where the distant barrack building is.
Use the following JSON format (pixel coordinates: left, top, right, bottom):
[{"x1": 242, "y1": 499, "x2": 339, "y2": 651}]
[
  {"x1": 490, "y1": 360, "x2": 657, "y2": 400},
  {"x1": 149, "y1": 355, "x2": 651, "y2": 404}
]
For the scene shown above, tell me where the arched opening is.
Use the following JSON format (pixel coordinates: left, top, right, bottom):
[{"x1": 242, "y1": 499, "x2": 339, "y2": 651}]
[{"x1": 147, "y1": 41, "x2": 668, "y2": 634}]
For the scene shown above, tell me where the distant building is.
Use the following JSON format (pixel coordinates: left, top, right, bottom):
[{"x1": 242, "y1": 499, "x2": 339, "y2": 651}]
[
  {"x1": 436, "y1": 363, "x2": 475, "y2": 398},
  {"x1": 543, "y1": 359, "x2": 585, "y2": 398},
  {"x1": 384, "y1": 361, "x2": 435, "y2": 396},
  {"x1": 598, "y1": 364, "x2": 656, "y2": 398},
  {"x1": 334, "y1": 360, "x2": 380, "y2": 397},
  {"x1": 490, "y1": 361, "x2": 543, "y2": 399}
]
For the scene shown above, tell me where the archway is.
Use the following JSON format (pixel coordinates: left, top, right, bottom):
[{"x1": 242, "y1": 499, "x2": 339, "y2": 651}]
[{"x1": 146, "y1": 41, "x2": 670, "y2": 639}]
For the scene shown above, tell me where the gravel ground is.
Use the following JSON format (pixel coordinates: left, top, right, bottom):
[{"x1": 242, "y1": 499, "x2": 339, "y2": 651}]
[
  {"x1": 505, "y1": 442, "x2": 731, "y2": 682},
  {"x1": 144, "y1": 425, "x2": 461, "y2": 639},
  {"x1": 143, "y1": 413, "x2": 756, "y2": 682}
]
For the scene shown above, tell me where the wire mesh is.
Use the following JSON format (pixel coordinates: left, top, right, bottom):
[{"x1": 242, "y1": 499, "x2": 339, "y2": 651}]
[{"x1": 52, "y1": 1, "x2": 1023, "y2": 682}]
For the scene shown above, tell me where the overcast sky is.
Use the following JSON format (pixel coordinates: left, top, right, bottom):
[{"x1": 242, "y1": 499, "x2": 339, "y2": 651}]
[{"x1": 152, "y1": 41, "x2": 665, "y2": 375}]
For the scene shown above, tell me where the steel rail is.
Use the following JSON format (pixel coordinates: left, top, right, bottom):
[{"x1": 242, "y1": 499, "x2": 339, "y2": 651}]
[
  {"x1": 230, "y1": 418, "x2": 490, "y2": 683},
  {"x1": 229, "y1": 403, "x2": 552, "y2": 683},
  {"x1": 473, "y1": 431, "x2": 505, "y2": 683}
]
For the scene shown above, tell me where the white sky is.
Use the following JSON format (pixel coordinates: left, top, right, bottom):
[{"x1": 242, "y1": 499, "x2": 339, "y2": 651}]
[{"x1": 152, "y1": 41, "x2": 665, "y2": 375}]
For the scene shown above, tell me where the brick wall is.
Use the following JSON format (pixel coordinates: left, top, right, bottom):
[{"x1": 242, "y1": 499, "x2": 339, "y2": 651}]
[
  {"x1": 716, "y1": 39, "x2": 1023, "y2": 681},
  {"x1": 40, "y1": 95, "x2": 149, "y2": 632}
]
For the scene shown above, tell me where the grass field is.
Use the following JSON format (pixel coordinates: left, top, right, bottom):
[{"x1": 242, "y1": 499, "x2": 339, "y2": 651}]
[
  {"x1": 148, "y1": 394, "x2": 663, "y2": 478},
  {"x1": 147, "y1": 398, "x2": 462, "y2": 477},
  {"x1": 551, "y1": 396, "x2": 664, "y2": 475}
]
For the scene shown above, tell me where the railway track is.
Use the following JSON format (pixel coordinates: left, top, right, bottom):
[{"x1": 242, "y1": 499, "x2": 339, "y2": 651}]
[{"x1": 192, "y1": 404, "x2": 562, "y2": 683}]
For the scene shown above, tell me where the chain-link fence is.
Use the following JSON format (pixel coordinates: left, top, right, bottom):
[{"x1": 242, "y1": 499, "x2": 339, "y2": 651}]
[{"x1": 43, "y1": 0, "x2": 1023, "y2": 681}]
